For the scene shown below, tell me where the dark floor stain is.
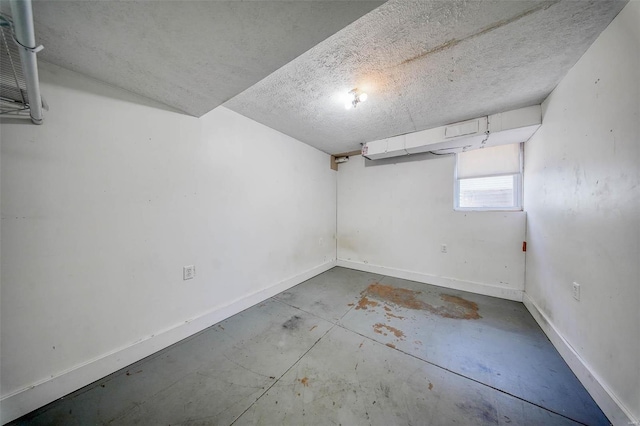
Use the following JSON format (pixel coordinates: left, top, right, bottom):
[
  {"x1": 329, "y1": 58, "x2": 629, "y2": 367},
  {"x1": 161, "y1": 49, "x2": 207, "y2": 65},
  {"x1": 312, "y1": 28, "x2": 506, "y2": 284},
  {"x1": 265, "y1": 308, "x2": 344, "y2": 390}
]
[
  {"x1": 373, "y1": 323, "x2": 405, "y2": 339},
  {"x1": 312, "y1": 300, "x2": 330, "y2": 310},
  {"x1": 385, "y1": 343, "x2": 396, "y2": 349},
  {"x1": 125, "y1": 370, "x2": 142, "y2": 376},
  {"x1": 282, "y1": 315, "x2": 302, "y2": 330},
  {"x1": 428, "y1": 382, "x2": 433, "y2": 390},
  {"x1": 347, "y1": 303, "x2": 354, "y2": 307},
  {"x1": 456, "y1": 400, "x2": 498, "y2": 424},
  {"x1": 299, "y1": 377, "x2": 309, "y2": 387},
  {"x1": 379, "y1": 383, "x2": 391, "y2": 398},
  {"x1": 355, "y1": 296, "x2": 378, "y2": 311},
  {"x1": 476, "y1": 363, "x2": 493, "y2": 374}
]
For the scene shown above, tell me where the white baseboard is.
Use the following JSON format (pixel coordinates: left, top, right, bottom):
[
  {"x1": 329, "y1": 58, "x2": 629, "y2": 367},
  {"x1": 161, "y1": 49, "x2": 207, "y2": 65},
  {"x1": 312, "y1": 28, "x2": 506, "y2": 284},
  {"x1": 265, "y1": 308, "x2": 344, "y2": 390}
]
[
  {"x1": 523, "y1": 293, "x2": 637, "y2": 426},
  {"x1": 0, "y1": 260, "x2": 336, "y2": 425},
  {"x1": 337, "y1": 259, "x2": 523, "y2": 302}
]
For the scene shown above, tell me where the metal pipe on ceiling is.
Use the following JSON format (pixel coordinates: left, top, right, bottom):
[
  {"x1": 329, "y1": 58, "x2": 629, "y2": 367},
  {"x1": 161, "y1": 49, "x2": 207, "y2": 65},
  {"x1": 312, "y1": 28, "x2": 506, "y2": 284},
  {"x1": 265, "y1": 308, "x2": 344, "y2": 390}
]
[{"x1": 9, "y1": 0, "x2": 43, "y2": 124}]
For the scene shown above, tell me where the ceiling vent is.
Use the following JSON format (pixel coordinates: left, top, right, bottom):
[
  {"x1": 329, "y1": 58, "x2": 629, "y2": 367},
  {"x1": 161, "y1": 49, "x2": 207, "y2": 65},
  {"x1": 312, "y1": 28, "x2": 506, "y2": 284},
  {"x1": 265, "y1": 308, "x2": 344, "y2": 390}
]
[{"x1": 362, "y1": 105, "x2": 541, "y2": 160}]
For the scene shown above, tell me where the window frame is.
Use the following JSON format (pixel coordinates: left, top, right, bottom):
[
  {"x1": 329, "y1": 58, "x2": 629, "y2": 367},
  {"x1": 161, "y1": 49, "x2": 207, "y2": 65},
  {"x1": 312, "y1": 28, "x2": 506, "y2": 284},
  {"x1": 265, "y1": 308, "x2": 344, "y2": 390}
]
[{"x1": 453, "y1": 143, "x2": 524, "y2": 212}]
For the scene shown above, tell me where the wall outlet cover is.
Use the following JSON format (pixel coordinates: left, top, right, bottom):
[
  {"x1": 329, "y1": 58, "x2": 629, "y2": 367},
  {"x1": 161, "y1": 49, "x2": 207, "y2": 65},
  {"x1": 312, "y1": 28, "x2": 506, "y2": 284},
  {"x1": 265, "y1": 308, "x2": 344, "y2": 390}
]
[{"x1": 183, "y1": 265, "x2": 195, "y2": 280}]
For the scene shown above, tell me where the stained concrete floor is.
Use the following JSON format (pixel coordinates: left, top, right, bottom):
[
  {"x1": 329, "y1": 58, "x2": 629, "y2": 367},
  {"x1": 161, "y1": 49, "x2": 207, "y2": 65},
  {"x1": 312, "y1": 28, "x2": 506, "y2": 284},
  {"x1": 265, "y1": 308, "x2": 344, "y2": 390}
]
[{"x1": 12, "y1": 267, "x2": 608, "y2": 425}]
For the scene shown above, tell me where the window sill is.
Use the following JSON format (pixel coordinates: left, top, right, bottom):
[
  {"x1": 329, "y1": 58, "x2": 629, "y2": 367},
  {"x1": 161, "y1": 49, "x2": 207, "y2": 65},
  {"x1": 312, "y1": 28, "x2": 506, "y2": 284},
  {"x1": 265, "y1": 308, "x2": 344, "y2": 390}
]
[{"x1": 454, "y1": 207, "x2": 524, "y2": 212}]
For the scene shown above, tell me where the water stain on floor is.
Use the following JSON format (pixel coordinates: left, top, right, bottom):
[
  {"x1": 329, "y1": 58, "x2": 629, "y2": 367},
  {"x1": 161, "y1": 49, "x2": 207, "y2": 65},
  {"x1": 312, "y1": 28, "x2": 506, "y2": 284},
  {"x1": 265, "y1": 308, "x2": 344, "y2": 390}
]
[
  {"x1": 355, "y1": 296, "x2": 378, "y2": 311},
  {"x1": 365, "y1": 283, "x2": 427, "y2": 310},
  {"x1": 356, "y1": 283, "x2": 481, "y2": 320},
  {"x1": 438, "y1": 294, "x2": 481, "y2": 320},
  {"x1": 373, "y1": 323, "x2": 405, "y2": 339},
  {"x1": 383, "y1": 305, "x2": 405, "y2": 319},
  {"x1": 385, "y1": 311, "x2": 405, "y2": 320}
]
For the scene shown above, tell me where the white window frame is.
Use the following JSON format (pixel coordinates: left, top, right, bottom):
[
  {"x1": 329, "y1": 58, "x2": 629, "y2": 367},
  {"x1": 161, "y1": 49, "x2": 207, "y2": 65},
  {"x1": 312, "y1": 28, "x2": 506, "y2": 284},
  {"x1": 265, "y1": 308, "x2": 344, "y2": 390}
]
[{"x1": 454, "y1": 143, "x2": 523, "y2": 212}]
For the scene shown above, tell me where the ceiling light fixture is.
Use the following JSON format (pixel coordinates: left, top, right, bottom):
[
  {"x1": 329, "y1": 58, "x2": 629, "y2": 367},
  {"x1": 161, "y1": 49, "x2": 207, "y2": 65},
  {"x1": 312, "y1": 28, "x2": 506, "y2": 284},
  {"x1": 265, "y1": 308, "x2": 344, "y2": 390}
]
[{"x1": 344, "y1": 88, "x2": 367, "y2": 110}]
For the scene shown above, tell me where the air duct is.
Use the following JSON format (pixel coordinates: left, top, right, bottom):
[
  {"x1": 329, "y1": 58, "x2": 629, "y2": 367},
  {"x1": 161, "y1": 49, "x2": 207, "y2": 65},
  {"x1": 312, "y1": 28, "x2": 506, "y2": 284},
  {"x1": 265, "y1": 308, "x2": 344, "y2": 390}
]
[{"x1": 362, "y1": 106, "x2": 541, "y2": 160}]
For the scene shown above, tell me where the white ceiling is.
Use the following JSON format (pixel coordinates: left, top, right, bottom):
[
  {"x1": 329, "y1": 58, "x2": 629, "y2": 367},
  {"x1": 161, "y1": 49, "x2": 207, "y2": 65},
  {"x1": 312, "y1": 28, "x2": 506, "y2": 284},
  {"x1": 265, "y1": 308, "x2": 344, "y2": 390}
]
[
  {"x1": 225, "y1": 0, "x2": 627, "y2": 154},
  {"x1": 25, "y1": 1, "x2": 626, "y2": 155},
  {"x1": 28, "y1": 0, "x2": 383, "y2": 116}
]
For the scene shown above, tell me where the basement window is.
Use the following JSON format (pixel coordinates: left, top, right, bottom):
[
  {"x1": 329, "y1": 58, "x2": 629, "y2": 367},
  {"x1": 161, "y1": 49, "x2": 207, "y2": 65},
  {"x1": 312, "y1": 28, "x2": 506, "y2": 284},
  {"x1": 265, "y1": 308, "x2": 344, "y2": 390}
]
[{"x1": 454, "y1": 143, "x2": 523, "y2": 211}]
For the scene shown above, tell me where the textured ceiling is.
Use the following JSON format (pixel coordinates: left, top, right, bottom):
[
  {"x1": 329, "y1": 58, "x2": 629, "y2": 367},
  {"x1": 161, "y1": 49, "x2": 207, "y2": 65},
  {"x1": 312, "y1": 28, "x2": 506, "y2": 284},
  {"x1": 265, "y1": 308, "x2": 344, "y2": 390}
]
[
  {"x1": 225, "y1": 0, "x2": 627, "y2": 154},
  {"x1": 28, "y1": 0, "x2": 383, "y2": 116}
]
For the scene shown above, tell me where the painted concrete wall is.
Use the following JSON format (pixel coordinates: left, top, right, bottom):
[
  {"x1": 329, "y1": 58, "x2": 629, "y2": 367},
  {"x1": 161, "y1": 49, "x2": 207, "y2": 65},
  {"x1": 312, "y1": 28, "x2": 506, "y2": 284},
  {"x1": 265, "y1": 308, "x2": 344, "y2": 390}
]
[
  {"x1": 523, "y1": 1, "x2": 639, "y2": 422},
  {"x1": 0, "y1": 62, "x2": 336, "y2": 420},
  {"x1": 337, "y1": 154, "x2": 526, "y2": 301}
]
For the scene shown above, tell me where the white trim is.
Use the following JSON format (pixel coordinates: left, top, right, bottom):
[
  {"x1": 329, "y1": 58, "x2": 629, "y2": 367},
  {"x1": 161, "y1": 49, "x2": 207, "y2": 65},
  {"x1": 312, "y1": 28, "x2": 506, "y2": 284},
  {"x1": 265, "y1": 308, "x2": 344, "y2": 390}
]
[
  {"x1": 0, "y1": 260, "x2": 336, "y2": 425},
  {"x1": 337, "y1": 259, "x2": 523, "y2": 302},
  {"x1": 523, "y1": 293, "x2": 638, "y2": 426},
  {"x1": 454, "y1": 205, "x2": 523, "y2": 212}
]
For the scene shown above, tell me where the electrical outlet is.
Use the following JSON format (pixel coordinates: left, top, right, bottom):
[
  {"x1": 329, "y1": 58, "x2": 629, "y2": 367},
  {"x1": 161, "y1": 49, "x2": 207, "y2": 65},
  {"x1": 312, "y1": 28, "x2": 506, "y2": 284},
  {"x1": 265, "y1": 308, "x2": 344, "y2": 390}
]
[
  {"x1": 572, "y1": 282, "x2": 580, "y2": 301},
  {"x1": 441, "y1": 244, "x2": 447, "y2": 253},
  {"x1": 183, "y1": 265, "x2": 195, "y2": 280}
]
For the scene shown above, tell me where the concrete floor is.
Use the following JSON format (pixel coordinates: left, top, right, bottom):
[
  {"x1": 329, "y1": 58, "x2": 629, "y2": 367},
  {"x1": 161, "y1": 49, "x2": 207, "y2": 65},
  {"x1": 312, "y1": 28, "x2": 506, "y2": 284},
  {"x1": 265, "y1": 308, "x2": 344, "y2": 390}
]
[{"x1": 12, "y1": 267, "x2": 608, "y2": 425}]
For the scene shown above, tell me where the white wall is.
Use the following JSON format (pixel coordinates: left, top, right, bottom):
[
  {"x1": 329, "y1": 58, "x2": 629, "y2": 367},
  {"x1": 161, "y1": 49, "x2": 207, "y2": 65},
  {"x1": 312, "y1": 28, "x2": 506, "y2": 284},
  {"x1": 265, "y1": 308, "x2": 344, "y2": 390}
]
[
  {"x1": 0, "y1": 62, "x2": 336, "y2": 422},
  {"x1": 337, "y1": 154, "x2": 526, "y2": 301},
  {"x1": 523, "y1": 2, "x2": 639, "y2": 423}
]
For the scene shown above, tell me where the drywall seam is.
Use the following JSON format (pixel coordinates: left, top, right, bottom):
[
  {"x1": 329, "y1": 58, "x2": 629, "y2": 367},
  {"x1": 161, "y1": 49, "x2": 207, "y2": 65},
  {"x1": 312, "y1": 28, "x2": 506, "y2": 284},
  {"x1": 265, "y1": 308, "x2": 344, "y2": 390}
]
[
  {"x1": 337, "y1": 259, "x2": 523, "y2": 302},
  {"x1": 0, "y1": 260, "x2": 336, "y2": 425},
  {"x1": 522, "y1": 293, "x2": 636, "y2": 426}
]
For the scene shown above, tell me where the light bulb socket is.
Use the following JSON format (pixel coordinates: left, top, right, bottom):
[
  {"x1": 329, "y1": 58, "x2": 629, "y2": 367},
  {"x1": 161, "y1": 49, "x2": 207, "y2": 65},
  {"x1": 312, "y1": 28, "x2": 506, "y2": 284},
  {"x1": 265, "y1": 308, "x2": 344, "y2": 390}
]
[{"x1": 344, "y1": 88, "x2": 367, "y2": 110}]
